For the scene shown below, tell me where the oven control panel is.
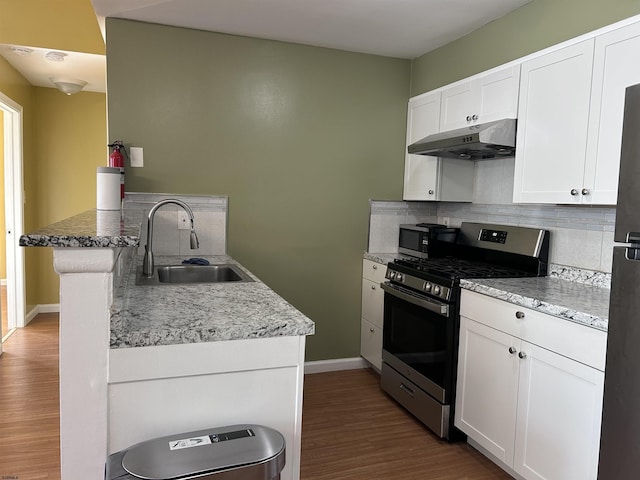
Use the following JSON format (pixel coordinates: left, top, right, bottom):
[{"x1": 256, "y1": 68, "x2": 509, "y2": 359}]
[
  {"x1": 385, "y1": 269, "x2": 451, "y2": 302},
  {"x1": 480, "y1": 228, "x2": 507, "y2": 244}
]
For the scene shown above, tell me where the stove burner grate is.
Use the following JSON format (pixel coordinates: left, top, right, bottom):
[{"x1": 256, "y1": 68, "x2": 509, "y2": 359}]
[{"x1": 393, "y1": 257, "x2": 536, "y2": 280}]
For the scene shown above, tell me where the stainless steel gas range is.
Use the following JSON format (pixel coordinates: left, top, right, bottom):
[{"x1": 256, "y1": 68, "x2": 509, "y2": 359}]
[{"x1": 380, "y1": 222, "x2": 549, "y2": 440}]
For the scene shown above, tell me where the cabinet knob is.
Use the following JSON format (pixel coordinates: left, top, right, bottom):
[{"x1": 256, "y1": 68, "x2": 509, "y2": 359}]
[
  {"x1": 372, "y1": 264, "x2": 378, "y2": 270},
  {"x1": 472, "y1": 114, "x2": 478, "y2": 121},
  {"x1": 428, "y1": 189, "x2": 434, "y2": 195},
  {"x1": 370, "y1": 328, "x2": 375, "y2": 333},
  {"x1": 371, "y1": 285, "x2": 376, "y2": 290},
  {"x1": 466, "y1": 115, "x2": 472, "y2": 122},
  {"x1": 518, "y1": 351, "x2": 527, "y2": 359},
  {"x1": 581, "y1": 188, "x2": 590, "y2": 195},
  {"x1": 570, "y1": 189, "x2": 579, "y2": 196},
  {"x1": 508, "y1": 346, "x2": 517, "y2": 354},
  {"x1": 515, "y1": 311, "x2": 525, "y2": 319}
]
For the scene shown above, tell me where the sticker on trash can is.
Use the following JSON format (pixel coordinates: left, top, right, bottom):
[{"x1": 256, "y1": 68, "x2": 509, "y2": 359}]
[{"x1": 169, "y1": 435, "x2": 212, "y2": 451}]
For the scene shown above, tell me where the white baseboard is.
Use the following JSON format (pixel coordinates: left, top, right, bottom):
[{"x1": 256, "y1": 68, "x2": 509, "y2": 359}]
[
  {"x1": 304, "y1": 357, "x2": 368, "y2": 374},
  {"x1": 25, "y1": 303, "x2": 60, "y2": 326}
]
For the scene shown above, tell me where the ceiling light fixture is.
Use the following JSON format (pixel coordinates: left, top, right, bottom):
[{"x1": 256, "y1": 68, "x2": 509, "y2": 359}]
[
  {"x1": 49, "y1": 77, "x2": 88, "y2": 95},
  {"x1": 10, "y1": 46, "x2": 33, "y2": 56},
  {"x1": 45, "y1": 51, "x2": 67, "y2": 62}
]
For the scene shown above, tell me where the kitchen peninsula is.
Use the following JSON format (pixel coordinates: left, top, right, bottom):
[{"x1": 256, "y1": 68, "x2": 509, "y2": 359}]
[{"x1": 20, "y1": 208, "x2": 315, "y2": 480}]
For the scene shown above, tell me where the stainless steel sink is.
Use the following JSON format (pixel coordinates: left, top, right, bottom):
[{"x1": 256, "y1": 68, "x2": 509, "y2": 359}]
[{"x1": 136, "y1": 264, "x2": 254, "y2": 285}]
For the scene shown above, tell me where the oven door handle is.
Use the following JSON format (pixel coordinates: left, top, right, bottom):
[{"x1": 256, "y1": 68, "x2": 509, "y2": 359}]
[{"x1": 381, "y1": 282, "x2": 450, "y2": 317}]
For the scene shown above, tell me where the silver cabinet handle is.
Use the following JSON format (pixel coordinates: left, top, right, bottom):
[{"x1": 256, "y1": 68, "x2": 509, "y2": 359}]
[
  {"x1": 371, "y1": 284, "x2": 376, "y2": 290},
  {"x1": 571, "y1": 189, "x2": 579, "y2": 196},
  {"x1": 428, "y1": 189, "x2": 434, "y2": 195},
  {"x1": 515, "y1": 311, "x2": 525, "y2": 319},
  {"x1": 472, "y1": 114, "x2": 478, "y2": 121},
  {"x1": 518, "y1": 351, "x2": 527, "y2": 359},
  {"x1": 370, "y1": 328, "x2": 375, "y2": 333},
  {"x1": 509, "y1": 346, "x2": 517, "y2": 354},
  {"x1": 466, "y1": 115, "x2": 472, "y2": 121},
  {"x1": 372, "y1": 264, "x2": 377, "y2": 270},
  {"x1": 582, "y1": 188, "x2": 590, "y2": 195}
]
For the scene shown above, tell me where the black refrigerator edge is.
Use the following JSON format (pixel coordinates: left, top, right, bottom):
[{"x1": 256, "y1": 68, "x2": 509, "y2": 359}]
[{"x1": 598, "y1": 82, "x2": 640, "y2": 478}]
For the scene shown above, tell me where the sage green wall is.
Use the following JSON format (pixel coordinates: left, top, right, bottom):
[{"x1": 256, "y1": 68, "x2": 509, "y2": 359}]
[
  {"x1": 411, "y1": 0, "x2": 640, "y2": 96},
  {"x1": 106, "y1": 19, "x2": 410, "y2": 361}
]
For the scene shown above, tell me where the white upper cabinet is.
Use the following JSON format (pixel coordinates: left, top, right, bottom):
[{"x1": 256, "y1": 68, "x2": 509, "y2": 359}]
[
  {"x1": 585, "y1": 21, "x2": 640, "y2": 204},
  {"x1": 440, "y1": 66, "x2": 520, "y2": 132},
  {"x1": 515, "y1": 20, "x2": 640, "y2": 205},
  {"x1": 403, "y1": 92, "x2": 441, "y2": 201},
  {"x1": 403, "y1": 91, "x2": 474, "y2": 202},
  {"x1": 513, "y1": 40, "x2": 595, "y2": 204}
]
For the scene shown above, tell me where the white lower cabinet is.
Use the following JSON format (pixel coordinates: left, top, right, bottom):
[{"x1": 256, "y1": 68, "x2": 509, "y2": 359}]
[
  {"x1": 456, "y1": 291, "x2": 606, "y2": 480},
  {"x1": 360, "y1": 259, "x2": 387, "y2": 370}
]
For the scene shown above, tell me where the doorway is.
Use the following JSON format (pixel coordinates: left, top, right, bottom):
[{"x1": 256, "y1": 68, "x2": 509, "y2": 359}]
[{"x1": 0, "y1": 91, "x2": 26, "y2": 353}]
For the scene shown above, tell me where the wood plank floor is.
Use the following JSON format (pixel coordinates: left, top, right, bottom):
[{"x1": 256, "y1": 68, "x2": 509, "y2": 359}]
[
  {"x1": 0, "y1": 315, "x2": 511, "y2": 479},
  {"x1": 301, "y1": 368, "x2": 511, "y2": 480},
  {"x1": 0, "y1": 313, "x2": 60, "y2": 480}
]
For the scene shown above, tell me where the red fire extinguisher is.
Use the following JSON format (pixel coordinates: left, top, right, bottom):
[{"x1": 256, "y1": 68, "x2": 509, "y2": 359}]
[{"x1": 108, "y1": 141, "x2": 125, "y2": 201}]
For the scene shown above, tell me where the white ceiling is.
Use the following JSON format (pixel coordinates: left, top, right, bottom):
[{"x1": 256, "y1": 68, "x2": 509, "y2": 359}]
[
  {"x1": 92, "y1": 0, "x2": 532, "y2": 59},
  {"x1": 0, "y1": 45, "x2": 106, "y2": 93},
  {"x1": 1, "y1": 0, "x2": 532, "y2": 94}
]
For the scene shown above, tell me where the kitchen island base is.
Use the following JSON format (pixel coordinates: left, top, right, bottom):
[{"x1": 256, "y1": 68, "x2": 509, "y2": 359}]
[{"x1": 108, "y1": 335, "x2": 305, "y2": 480}]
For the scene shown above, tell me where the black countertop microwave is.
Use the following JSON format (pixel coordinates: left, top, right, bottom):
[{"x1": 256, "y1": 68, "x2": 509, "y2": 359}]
[{"x1": 398, "y1": 223, "x2": 458, "y2": 259}]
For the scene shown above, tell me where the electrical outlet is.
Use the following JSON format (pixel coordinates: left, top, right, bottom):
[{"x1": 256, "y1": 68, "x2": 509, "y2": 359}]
[
  {"x1": 177, "y1": 211, "x2": 190, "y2": 230},
  {"x1": 441, "y1": 217, "x2": 450, "y2": 227}
]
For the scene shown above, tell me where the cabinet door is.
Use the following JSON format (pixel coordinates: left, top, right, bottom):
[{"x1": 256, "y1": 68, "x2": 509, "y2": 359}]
[
  {"x1": 361, "y1": 278, "x2": 384, "y2": 328},
  {"x1": 403, "y1": 92, "x2": 441, "y2": 200},
  {"x1": 584, "y1": 22, "x2": 640, "y2": 205},
  {"x1": 440, "y1": 66, "x2": 520, "y2": 131},
  {"x1": 514, "y1": 342, "x2": 604, "y2": 480},
  {"x1": 440, "y1": 81, "x2": 476, "y2": 131},
  {"x1": 360, "y1": 318, "x2": 382, "y2": 370},
  {"x1": 513, "y1": 40, "x2": 595, "y2": 204},
  {"x1": 455, "y1": 316, "x2": 520, "y2": 465},
  {"x1": 476, "y1": 65, "x2": 520, "y2": 123}
]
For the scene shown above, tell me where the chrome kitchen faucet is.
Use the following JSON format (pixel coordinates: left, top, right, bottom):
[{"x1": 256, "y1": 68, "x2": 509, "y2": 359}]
[{"x1": 142, "y1": 199, "x2": 199, "y2": 277}]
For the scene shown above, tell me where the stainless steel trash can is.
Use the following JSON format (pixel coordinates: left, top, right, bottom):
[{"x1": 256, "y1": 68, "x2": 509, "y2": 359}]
[{"x1": 105, "y1": 424, "x2": 286, "y2": 480}]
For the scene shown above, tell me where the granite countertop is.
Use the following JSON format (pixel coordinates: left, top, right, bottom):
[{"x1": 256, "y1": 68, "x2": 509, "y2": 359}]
[
  {"x1": 20, "y1": 209, "x2": 315, "y2": 348},
  {"x1": 364, "y1": 252, "x2": 610, "y2": 332},
  {"x1": 19, "y1": 209, "x2": 142, "y2": 247},
  {"x1": 460, "y1": 277, "x2": 610, "y2": 332},
  {"x1": 364, "y1": 252, "x2": 400, "y2": 265},
  {"x1": 110, "y1": 254, "x2": 315, "y2": 348}
]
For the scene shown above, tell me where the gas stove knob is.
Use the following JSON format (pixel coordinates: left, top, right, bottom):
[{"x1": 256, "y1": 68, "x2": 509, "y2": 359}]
[
  {"x1": 423, "y1": 282, "x2": 432, "y2": 292},
  {"x1": 396, "y1": 273, "x2": 404, "y2": 282},
  {"x1": 433, "y1": 285, "x2": 441, "y2": 296}
]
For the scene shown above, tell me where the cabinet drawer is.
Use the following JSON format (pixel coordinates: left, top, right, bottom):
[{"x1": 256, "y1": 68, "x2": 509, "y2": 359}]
[
  {"x1": 361, "y1": 278, "x2": 384, "y2": 327},
  {"x1": 360, "y1": 318, "x2": 382, "y2": 370},
  {"x1": 363, "y1": 259, "x2": 387, "y2": 283},
  {"x1": 460, "y1": 290, "x2": 607, "y2": 371},
  {"x1": 381, "y1": 363, "x2": 448, "y2": 438}
]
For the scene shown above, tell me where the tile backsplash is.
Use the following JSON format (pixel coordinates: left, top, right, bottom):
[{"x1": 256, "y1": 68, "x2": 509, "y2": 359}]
[
  {"x1": 367, "y1": 201, "x2": 438, "y2": 253},
  {"x1": 368, "y1": 199, "x2": 616, "y2": 274},
  {"x1": 124, "y1": 192, "x2": 228, "y2": 257}
]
